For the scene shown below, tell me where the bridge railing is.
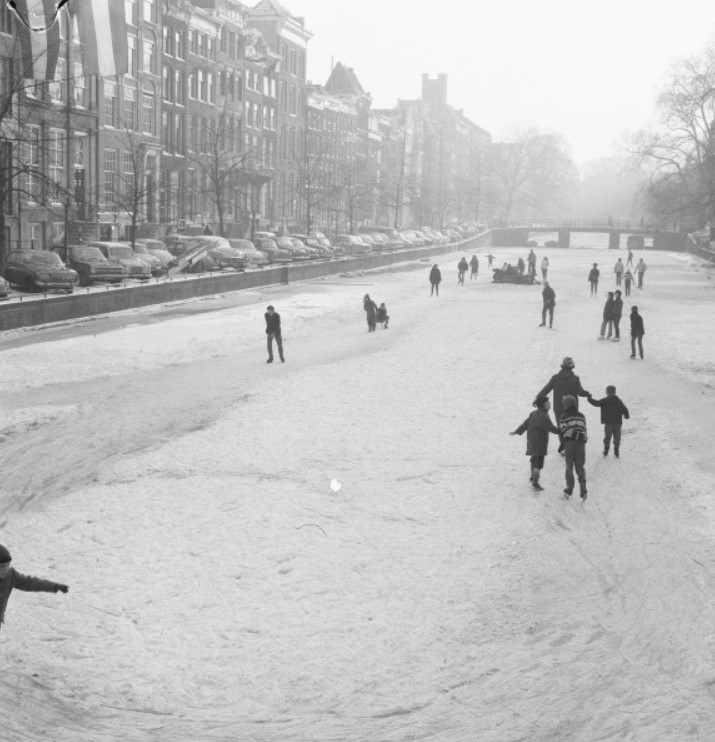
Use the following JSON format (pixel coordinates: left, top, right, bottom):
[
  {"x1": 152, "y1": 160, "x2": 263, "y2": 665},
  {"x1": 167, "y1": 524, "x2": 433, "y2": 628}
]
[{"x1": 497, "y1": 219, "x2": 682, "y2": 232}]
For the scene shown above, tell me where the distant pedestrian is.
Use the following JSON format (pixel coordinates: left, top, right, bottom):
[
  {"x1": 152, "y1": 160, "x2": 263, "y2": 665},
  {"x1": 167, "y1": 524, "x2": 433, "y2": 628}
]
[
  {"x1": 429, "y1": 264, "x2": 442, "y2": 296},
  {"x1": 599, "y1": 291, "x2": 615, "y2": 340},
  {"x1": 635, "y1": 258, "x2": 647, "y2": 289},
  {"x1": 203, "y1": 224, "x2": 213, "y2": 235},
  {"x1": 0, "y1": 545, "x2": 69, "y2": 632},
  {"x1": 535, "y1": 356, "x2": 591, "y2": 453},
  {"x1": 457, "y1": 257, "x2": 469, "y2": 284},
  {"x1": 626, "y1": 248, "x2": 634, "y2": 267},
  {"x1": 527, "y1": 249, "x2": 537, "y2": 278},
  {"x1": 265, "y1": 305, "x2": 284, "y2": 363},
  {"x1": 510, "y1": 396, "x2": 561, "y2": 491},
  {"x1": 559, "y1": 395, "x2": 588, "y2": 500},
  {"x1": 614, "y1": 258, "x2": 624, "y2": 286},
  {"x1": 541, "y1": 256, "x2": 549, "y2": 281},
  {"x1": 588, "y1": 263, "x2": 600, "y2": 296},
  {"x1": 469, "y1": 254, "x2": 479, "y2": 280},
  {"x1": 539, "y1": 281, "x2": 555, "y2": 328},
  {"x1": 623, "y1": 270, "x2": 633, "y2": 297},
  {"x1": 587, "y1": 385, "x2": 630, "y2": 458},
  {"x1": 517, "y1": 256, "x2": 525, "y2": 275},
  {"x1": 376, "y1": 302, "x2": 389, "y2": 329},
  {"x1": 363, "y1": 294, "x2": 378, "y2": 332},
  {"x1": 630, "y1": 305, "x2": 644, "y2": 359},
  {"x1": 611, "y1": 290, "x2": 623, "y2": 341},
  {"x1": 487, "y1": 253, "x2": 495, "y2": 268}
]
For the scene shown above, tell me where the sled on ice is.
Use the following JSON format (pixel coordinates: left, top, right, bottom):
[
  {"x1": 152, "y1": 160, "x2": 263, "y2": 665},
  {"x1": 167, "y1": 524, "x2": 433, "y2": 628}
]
[{"x1": 492, "y1": 265, "x2": 540, "y2": 285}]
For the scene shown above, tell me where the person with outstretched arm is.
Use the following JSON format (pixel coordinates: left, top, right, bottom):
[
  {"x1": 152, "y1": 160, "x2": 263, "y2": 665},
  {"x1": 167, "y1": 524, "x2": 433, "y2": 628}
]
[
  {"x1": 0, "y1": 545, "x2": 68, "y2": 632},
  {"x1": 510, "y1": 396, "x2": 561, "y2": 491}
]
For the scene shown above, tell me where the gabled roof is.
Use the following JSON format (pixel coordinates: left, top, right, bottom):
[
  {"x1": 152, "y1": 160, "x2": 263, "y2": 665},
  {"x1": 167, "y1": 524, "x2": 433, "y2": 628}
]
[{"x1": 325, "y1": 62, "x2": 364, "y2": 96}]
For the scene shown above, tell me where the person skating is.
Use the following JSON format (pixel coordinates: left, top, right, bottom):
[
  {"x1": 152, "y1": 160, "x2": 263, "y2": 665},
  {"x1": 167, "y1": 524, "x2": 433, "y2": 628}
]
[
  {"x1": 376, "y1": 302, "x2": 389, "y2": 328},
  {"x1": 429, "y1": 264, "x2": 441, "y2": 296},
  {"x1": 535, "y1": 357, "x2": 591, "y2": 453},
  {"x1": 630, "y1": 305, "x2": 645, "y2": 359},
  {"x1": 363, "y1": 294, "x2": 378, "y2": 332},
  {"x1": 587, "y1": 385, "x2": 630, "y2": 457},
  {"x1": 614, "y1": 258, "x2": 624, "y2": 286},
  {"x1": 487, "y1": 253, "x2": 495, "y2": 268},
  {"x1": 457, "y1": 257, "x2": 469, "y2": 284},
  {"x1": 510, "y1": 396, "x2": 561, "y2": 491},
  {"x1": 588, "y1": 263, "x2": 600, "y2": 296},
  {"x1": 541, "y1": 256, "x2": 549, "y2": 281},
  {"x1": 539, "y1": 281, "x2": 555, "y2": 328},
  {"x1": 0, "y1": 545, "x2": 69, "y2": 632},
  {"x1": 527, "y1": 249, "x2": 537, "y2": 278},
  {"x1": 635, "y1": 258, "x2": 647, "y2": 289},
  {"x1": 559, "y1": 395, "x2": 588, "y2": 500},
  {"x1": 517, "y1": 256, "x2": 525, "y2": 275},
  {"x1": 623, "y1": 269, "x2": 633, "y2": 297},
  {"x1": 611, "y1": 290, "x2": 623, "y2": 341},
  {"x1": 265, "y1": 305, "x2": 285, "y2": 362},
  {"x1": 469, "y1": 254, "x2": 479, "y2": 280},
  {"x1": 599, "y1": 291, "x2": 615, "y2": 340},
  {"x1": 626, "y1": 248, "x2": 634, "y2": 267}
]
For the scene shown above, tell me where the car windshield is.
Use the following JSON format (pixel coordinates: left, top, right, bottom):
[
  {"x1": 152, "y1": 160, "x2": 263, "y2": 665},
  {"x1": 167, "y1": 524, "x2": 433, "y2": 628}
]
[
  {"x1": 72, "y1": 247, "x2": 106, "y2": 261},
  {"x1": 276, "y1": 238, "x2": 294, "y2": 248},
  {"x1": 107, "y1": 246, "x2": 136, "y2": 259},
  {"x1": 260, "y1": 240, "x2": 278, "y2": 249},
  {"x1": 10, "y1": 251, "x2": 64, "y2": 266}
]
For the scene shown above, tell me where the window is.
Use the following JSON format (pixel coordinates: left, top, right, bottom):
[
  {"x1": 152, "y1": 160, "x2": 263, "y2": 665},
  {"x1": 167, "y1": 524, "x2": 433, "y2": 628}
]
[
  {"x1": 247, "y1": 70, "x2": 254, "y2": 91},
  {"x1": 162, "y1": 111, "x2": 172, "y2": 151},
  {"x1": 288, "y1": 85, "x2": 295, "y2": 115},
  {"x1": 175, "y1": 30, "x2": 185, "y2": 59},
  {"x1": 255, "y1": 102, "x2": 262, "y2": 129},
  {"x1": 190, "y1": 115, "x2": 198, "y2": 151},
  {"x1": 298, "y1": 51, "x2": 305, "y2": 80},
  {"x1": 123, "y1": 83, "x2": 137, "y2": 127},
  {"x1": 143, "y1": 0, "x2": 156, "y2": 23},
  {"x1": 48, "y1": 130, "x2": 64, "y2": 195},
  {"x1": 142, "y1": 89, "x2": 154, "y2": 133},
  {"x1": 162, "y1": 65, "x2": 171, "y2": 101},
  {"x1": 228, "y1": 31, "x2": 235, "y2": 59},
  {"x1": 190, "y1": 30, "x2": 198, "y2": 55},
  {"x1": 199, "y1": 70, "x2": 206, "y2": 101},
  {"x1": 142, "y1": 35, "x2": 156, "y2": 75},
  {"x1": 207, "y1": 72, "x2": 214, "y2": 103},
  {"x1": 246, "y1": 100, "x2": 254, "y2": 128},
  {"x1": 128, "y1": 34, "x2": 138, "y2": 77},
  {"x1": 236, "y1": 74, "x2": 242, "y2": 100},
  {"x1": 123, "y1": 152, "x2": 135, "y2": 195},
  {"x1": 175, "y1": 114, "x2": 183, "y2": 154},
  {"x1": 279, "y1": 81, "x2": 286, "y2": 111},
  {"x1": 73, "y1": 61, "x2": 87, "y2": 106},
  {"x1": 289, "y1": 49, "x2": 296, "y2": 75},
  {"x1": 255, "y1": 72, "x2": 262, "y2": 92},
  {"x1": 207, "y1": 37, "x2": 215, "y2": 60},
  {"x1": 25, "y1": 125, "x2": 40, "y2": 202},
  {"x1": 220, "y1": 27, "x2": 227, "y2": 53},
  {"x1": 175, "y1": 70, "x2": 184, "y2": 104},
  {"x1": 280, "y1": 124, "x2": 286, "y2": 159},
  {"x1": 104, "y1": 150, "x2": 117, "y2": 205},
  {"x1": 125, "y1": 0, "x2": 137, "y2": 26},
  {"x1": 104, "y1": 81, "x2": 117, "y2": 125},
  {"x1": 163, "y1": 26, "x2": 173, "y2": 55},
  {"x1": 49, "y1": 58, "x2": 65, "y2": 102},
  {"x1": 199, "y1": 34, "x2": 207, "y2": 58},
  {"x1": 188, "y1": 71, "x2": 197, "y2": 99}
]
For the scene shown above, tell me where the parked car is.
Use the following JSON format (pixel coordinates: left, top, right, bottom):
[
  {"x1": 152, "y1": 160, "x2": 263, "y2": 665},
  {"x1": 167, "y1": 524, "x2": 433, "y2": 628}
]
[
  {"x1": 336, "y1": 234, "x2": 372, "y2": 255},
  {"x1": 130, "y1": 243, "x2": 163, "y2": 275},
  {"x1": 397, "y1": 231, "x2": 420, "y2": 247},
  {"x1": 293, "y1": 234, "x2": 333, "y2": 259},
  {"x1": 290, "y1": 237, "x2": 321, "y2": 259},
  {"x1": 54, "y1": 245, "x2": 126, "y2": 286},
  {"x1": 0, "y1": 275, "x2": 9, "y2": 298},
  {"x1": 254, "y1": 237, "x2": 292, "y2": 263},
  {"x1": 88, "y1": 242, "x2": 152, "y2": 280},
  {"x1": 309, "y1": 232, "x2": 342, "y2": 257},
  {"x1": 275, "y1": 235, "x2": 310, "y2": 261},
  {"x1": 134, "y1": 239, "x2": 177, "y2": 270},
  {"x1": 193, "y1": 236, "x2": 247, "y2": 270},
  {"x1": 4, "y1": 249, "x2": 77, "y2": 293},
  {"x1": 226, "y1": 239, "x2": 269, "y2": 267},
  {"x1": 357, "y1": 233, "x2": 389, "y2": 252}
]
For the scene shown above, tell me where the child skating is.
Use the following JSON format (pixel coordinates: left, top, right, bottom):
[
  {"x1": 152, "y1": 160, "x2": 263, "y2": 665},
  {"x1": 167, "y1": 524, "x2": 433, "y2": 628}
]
[
  {"x1": 587, "y1": 385, "x2": 630, "y2": 457},
  {"x1": 510, "y1": 396, "x2": 561, "y2": 491},
  {"x1": 559, "y1": 395, "x2": 589, "y2": 500}
]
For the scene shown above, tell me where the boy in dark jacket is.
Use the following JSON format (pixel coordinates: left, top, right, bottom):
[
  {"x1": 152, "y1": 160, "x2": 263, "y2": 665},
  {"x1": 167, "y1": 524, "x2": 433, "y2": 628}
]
[
  {"x1": 588, "y1": 263, "x2": 600, "y2": 296},
  {"x1": 0, "y1": 545, "x2": 68, "y2": 631},
  {"x1": 429, "y1": 264, "x2": 441, "y2": 296},
  {"x1": 599, "y1": 292, "x2": 615, "y2": 339},
  {"x1": 559, "y1": 395, "x2": 588, "y2": 500},
  {"x1": 587, "y1": 385, "x2": 630, "y2": 457},
  {"x1": 510, "y1": 396, "x2": 560, "y2": 491},
  {"x1": 630, "y1": 306, "x2": 644, "y2": 359},
  {"x1": 457, "y1": 257, "x2": 469, "y2": 284},
  {"x1": 611, "y1": 290, "x2": 624, "y2": 341},
  {"x1": 265, "y1": 305, "x2": 284, "y2": 362},
  {"x1": 539, "y1": 281, "x2": 555, "y2": 328}
]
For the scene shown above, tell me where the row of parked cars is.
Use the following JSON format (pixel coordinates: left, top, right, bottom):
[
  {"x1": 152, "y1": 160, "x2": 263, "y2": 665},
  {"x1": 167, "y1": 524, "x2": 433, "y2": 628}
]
[{"x1": 0, "y1": 224, "x2": 479, "y2": 296}]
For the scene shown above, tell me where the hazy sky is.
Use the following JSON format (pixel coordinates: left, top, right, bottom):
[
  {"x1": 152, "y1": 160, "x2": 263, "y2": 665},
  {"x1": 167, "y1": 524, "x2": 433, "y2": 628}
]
[{"x1": 286, "y1": 0, "x2": 715, "y2": 165}]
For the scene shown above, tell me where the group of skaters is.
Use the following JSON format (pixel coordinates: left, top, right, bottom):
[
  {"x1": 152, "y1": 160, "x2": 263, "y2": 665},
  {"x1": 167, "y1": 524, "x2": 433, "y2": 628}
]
[
  {"x1": 588, "y1": 250, "x2": 647, "y2": 297},
  {"x1": 511, "y1": 356, "x2": 630, "y2": 500},
  {"x1": 363, "y1": 294, "x2": 389, "y2": 331}
]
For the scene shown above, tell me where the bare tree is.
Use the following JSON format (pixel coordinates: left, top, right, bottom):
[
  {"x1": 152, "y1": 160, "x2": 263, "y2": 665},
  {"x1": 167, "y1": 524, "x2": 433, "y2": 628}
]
[
  {"x1": 488, "y1": 128, "x2": 578, "y2": 224},
  {"x1": 292, "y1": 131, "x2": 334, "y2": 235}
]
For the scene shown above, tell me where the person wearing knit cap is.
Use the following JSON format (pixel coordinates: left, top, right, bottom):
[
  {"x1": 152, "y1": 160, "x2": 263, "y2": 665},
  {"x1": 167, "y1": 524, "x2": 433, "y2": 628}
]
[
  {"x1": 0, "y1": 545, "x2": 68, "y2": 631},
  {"x1": 510, "y1": 396, "x2": 561, "y2": 491},
  {"x1": 559, "y1": 395, "x2": 589, "y2": 500}
]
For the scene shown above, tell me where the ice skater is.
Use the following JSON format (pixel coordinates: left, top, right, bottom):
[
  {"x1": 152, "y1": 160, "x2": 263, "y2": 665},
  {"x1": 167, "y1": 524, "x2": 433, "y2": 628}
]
[
  {"x1": 469, "y1": 254, "x2": 479, "y2": 280},
  {"x1": 599, "y1": 291, "x2": 615, "y2": 340},
  {"x1": 541, "y1": 256, "x2": 549, "y2": 281},
  {"x1": 635, "y1": 258, "x2": 647, "y2": 289},
  {"x1": 0, "y1": 545, "x2": 69, "y2": 632},
  {"x1": 611, "y1": 290, "x2": 623, "y2": 341},
  {"x1": 630, "y1": 305, "x2": 644, "y2": 359},
  {"x1": 265, "y1": 305, "x2": 284, "y2": 362},
  {"x1": 535, "y1": 357, "x2": 591, "y2": 454},
  {"x1": 487, "y1": 253, "x2": 495, "y2": 268},
  {"x1": 623, "y1": 269, "x2": 633, "y2": 297},
  {"x1": 614, "y1": 257, "x2": 624, "y2": 286},
  {"x1": 559, "y1": 395, "x2": 588, "y2": 500},
  {"x1": 363, "y1": 294, "x2": 378, "y2": 332},
  {"x1": 510, "y1": 396, "x2": 561, "y2": 491},
  {"x1": 626, "y1": 248, "x2": 634, "y2": 267},
  {"x1": 517, "y1": 256, "x2": 525, "y2": 275},
  {"x1": 376, "y1": 302, "x2": 389, "y2": 328},
  {"x1": 457, "y1": 257, "x2": 469, "y2": 284},
  {"x1": 588, "y1": 263, "x2": 600, "y2": 296},
  {"x1": 429, "y1": 264, "x2": 441, "y2": 296},
  {"x1": 587, "y1": 385, "x2": 630, "y2": 457},
  {"x1": 527, "y1": 249, "x2": 537, "y2": 278},
  {"x1": 539, "y1": 281, "x2": 555, "y2": 328}
]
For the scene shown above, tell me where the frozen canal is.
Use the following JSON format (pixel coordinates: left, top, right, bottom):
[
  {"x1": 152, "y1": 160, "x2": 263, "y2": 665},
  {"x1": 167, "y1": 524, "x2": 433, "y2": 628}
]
[{"x1": 1, "y1": 247, "x2": 714, "y2": 741}]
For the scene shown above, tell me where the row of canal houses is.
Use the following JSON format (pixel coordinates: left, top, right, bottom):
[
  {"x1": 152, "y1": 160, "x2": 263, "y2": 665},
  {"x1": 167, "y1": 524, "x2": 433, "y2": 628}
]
[{"x1": 0, "y1": 0, "x2": 490, "y2": 252}]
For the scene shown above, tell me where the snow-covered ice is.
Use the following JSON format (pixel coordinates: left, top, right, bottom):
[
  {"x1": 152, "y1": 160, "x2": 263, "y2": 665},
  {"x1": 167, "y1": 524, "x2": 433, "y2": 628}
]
[{"x1": 0, "y1": 247, "x2": 714, "y2": 741}]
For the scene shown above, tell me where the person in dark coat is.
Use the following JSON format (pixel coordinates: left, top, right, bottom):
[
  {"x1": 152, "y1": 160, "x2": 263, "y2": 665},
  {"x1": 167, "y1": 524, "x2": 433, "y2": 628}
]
[
  {"x1": 539, "y1": 281, "x2": 555, "y2": 328},
  {"x1": 517, "y1": 256, "x2": 525, "y2": 274},
  {"x1": 630, "y1": 305, "x2": 644, "y2": 359},
  {"x1": 510, "y1": 396, "x2": 561, "y2": 491},
  {"x1": 469, "y1": 254, "x2": 479, "y2": 280},
  {"x1": 611, "y1": 290, "x2": 623, "y2": 340},
  {"x1": 376, "y1": 302, "x2": 389, "y2": 328},
  {"x1": 265, "y1": 305, "x2": 284, "y2": 362},
  {"x1": 527, "y1": 249, "x2": 537, "y2": 278},
  {"x1": 588, "y1": 263, "x2": 600, "y2": 296},
  {"x1": 0, "y1": 545, "x2": 68, "y2": 632},
  {"x1": 429, "y1": 264, "x2": 441, "y2": 296},
  {"x1": 203, "y1": 224, "x2": 214, "y2": 235},
  {"x1": 457, "y1": 257, "x2": 469, "y2": 284},
  {"x1": 559, "y1": 395, "x2": 588, "y2": 500},
  {"x1": 599, "y1": 291, "x2": 615, "y2": 339},
  {"x1": 623, "y1": 269, "x2": 633, "y2": 297},
  {"x1": 363, "y1": 294, "x2": 378, "y2": 332},
  {"x1": 587, "y1": 385, "x2": 630, "y2": 457}
]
